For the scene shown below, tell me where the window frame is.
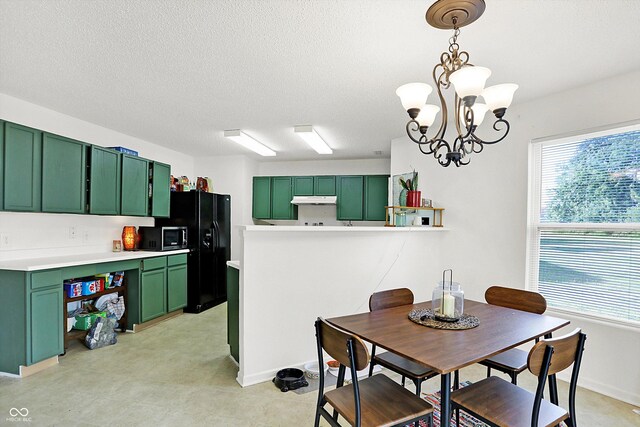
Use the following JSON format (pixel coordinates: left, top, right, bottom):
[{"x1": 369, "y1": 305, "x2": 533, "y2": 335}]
[{"x1": 526, "y1": 120, "x2": 640, "y2": 328}]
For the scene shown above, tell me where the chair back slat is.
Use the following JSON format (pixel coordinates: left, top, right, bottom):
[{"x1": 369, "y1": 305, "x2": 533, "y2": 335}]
[
  {"x1": 485, "y1": 285, "x2": 547, "y2": 314},
  {"x1": 318, "y1": 318, "x2": 370, "y2": 371},
  {"x1": 369, "y1": 288, "x2": 414, "y2": 312},
  {"x1": 528, "y1": 328, "x2": 583, "y2": 376}
]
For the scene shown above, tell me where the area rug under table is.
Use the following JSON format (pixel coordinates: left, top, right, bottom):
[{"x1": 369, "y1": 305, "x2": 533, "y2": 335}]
[
  {"x1": 410, "y1": 381, "x2": 488, "y2": 427},
  {"x1": 412, "y1": 381, "x2": 567, "y2": 427}
]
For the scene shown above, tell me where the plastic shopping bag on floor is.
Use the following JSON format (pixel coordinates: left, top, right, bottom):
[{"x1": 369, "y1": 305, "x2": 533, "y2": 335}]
[{"x1": 84, "y1": 316, "x2": 117, "y2": 350}]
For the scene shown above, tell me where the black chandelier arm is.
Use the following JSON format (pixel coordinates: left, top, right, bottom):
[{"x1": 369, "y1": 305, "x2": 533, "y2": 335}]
[
  {"x1": 472, "y1": 118, "x2": 511, "y2": 145},
  {"x1": 405, "y1": 120, "x2": 435, "y2": 150}
]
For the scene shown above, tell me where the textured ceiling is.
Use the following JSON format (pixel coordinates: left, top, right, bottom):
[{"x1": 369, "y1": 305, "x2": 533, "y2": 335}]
[{"x1": 1, "y1": 0, "x2": 639, "y2": 161}]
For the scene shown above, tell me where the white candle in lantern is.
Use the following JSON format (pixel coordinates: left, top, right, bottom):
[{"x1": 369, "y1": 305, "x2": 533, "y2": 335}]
[{"x1": 442, "y1": 293, "x2": 455, "y2": 318}]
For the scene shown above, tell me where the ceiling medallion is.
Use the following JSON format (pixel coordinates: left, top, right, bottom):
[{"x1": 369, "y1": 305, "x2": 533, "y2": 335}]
[{"x1": 396, "y1": 0, "x2": 518, "y2": 167}]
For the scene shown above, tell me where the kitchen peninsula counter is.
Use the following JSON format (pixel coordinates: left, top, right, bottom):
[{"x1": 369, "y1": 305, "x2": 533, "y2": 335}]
[
  {"x1": 0, "y1": 249, "x2": 190, "y2": 272},
  {"x1": 236, "y1": 223, "x2": 449, "y2": 386}
]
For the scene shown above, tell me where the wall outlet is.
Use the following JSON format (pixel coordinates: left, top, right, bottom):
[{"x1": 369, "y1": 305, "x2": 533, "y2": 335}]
[
  {"x1": 69, "y1": 226, "x2": 77, "y2": 240},
  {"x1": 0, "y1": 232, "x2": 10, "y2": 249}
]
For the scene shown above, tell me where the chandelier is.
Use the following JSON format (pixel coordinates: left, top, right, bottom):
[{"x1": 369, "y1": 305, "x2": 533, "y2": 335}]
[{"x1": 396, "y1": 0, "x2": 518, "y2": 167}]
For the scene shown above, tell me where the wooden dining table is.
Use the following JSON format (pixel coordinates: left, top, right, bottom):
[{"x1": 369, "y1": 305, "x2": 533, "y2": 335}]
[{"x1": 327, "y1": 299, "x2": 570, "y2": 427}]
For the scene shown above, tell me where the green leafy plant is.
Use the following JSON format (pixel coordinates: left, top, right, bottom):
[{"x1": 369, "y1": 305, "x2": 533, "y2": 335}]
[{"x1": 399, "y1": 170, "x2": 419, "y2": 191}]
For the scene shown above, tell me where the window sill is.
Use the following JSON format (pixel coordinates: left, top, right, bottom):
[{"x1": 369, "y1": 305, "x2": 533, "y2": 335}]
[{"x1": 546, "y1": 307, "x2": 640, "y2": 332}]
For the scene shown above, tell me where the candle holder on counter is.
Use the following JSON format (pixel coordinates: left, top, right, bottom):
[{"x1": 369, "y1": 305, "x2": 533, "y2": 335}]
[
  {"x1": 122, "y1": 226, "x2": 138, "y2": 251},
  {"x1": 432, "y1": 269, "x2": 464, "y2": 322}
]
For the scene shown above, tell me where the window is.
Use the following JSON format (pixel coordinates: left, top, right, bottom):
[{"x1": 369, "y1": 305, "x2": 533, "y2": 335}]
[{"x1": 528, "y1": 122, "x2": 640, "y2": 326}]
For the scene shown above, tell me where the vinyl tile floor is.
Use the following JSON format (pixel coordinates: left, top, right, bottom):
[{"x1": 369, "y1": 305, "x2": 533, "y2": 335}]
[{"x1": 0, "y1": 303, "x2": 638, "y2": 426}]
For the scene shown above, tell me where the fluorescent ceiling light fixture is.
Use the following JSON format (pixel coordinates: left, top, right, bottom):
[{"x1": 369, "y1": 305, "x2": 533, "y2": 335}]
[
  {"x1": 294, "y1": 125, "x2": 333, "y2": 154},
  {"x1": 223, "y1": 129, "x2": 276, "y2": 157}
]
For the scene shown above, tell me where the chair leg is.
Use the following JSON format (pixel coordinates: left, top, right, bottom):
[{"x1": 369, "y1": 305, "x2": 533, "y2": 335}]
[
  {"x1": 401, "y1": 375, "x2": 406, "y2": 387},
  {"x1": 486, "y1": 366, "x2": 491, "y2": 377},
  {"x1": 511, "y1": 372, "x2": 517, "y2": 385},
  {"x1": 415, "y1": 379, "x2": 422, "y2": 396},
  {"x1": 456, "y1": 408, "x2": 460, "y2": 427},
  {"x1": 453, "y1": 370, "x2": 459, "y2": 390},
  {"x1": 314, "y1": 407, "x2": 321, "y2": 427}
]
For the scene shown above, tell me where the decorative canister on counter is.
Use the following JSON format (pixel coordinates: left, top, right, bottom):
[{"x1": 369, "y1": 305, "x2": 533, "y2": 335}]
[
  {"x1": 112, "y1": 240, "x2": 122, "y2": 252},
  {"x1": 122, "y1": 226, "x2": 138, "y2": 251},
  {"x1": 395, "y1": 211, "x2": 407, "y2": 227},
  {"x1": 432, "y1": 269, "x2": 464, "y2": 322}
]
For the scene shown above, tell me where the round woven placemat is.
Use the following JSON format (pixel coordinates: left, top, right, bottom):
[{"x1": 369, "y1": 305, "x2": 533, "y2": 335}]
[{"x1": 408, "y1": 308, "x2": 479, "y2": 330}]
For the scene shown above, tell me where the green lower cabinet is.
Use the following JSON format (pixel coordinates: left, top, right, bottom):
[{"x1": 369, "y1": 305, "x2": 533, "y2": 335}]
[
  {"x1": 89, "y1": 146, "x2": 121, "y2": 215},
  {"x1": 364, "y1": 175, "x2": 389, "y2": 221},
  {"x1": 140, "y1": 269, "x2": 167, "y2": 322},
  {"x1": 30, "y1": 286, "x2": 63, "y2": 364},
  {"x1": 151, "y1": 161, "x2": 171, "y2": 218},
  {"x1": 167, "y1": 264, "x2": 187, "y2": 312},
  {"x1": 3, "y1": 122, "x2": 42, "y2": 212},
  {"x1": 337, "y1": 176, "x2": 364, "y2": 220},
  {"x1": 42, "y1": 133, "x2": 87, "y2": 214},
  {"x1": 252, "y1": 177, "x2": 271, "y2": 219},
  {"x1": 227, "y1": 266, "x2": 239, "y2": 363}
]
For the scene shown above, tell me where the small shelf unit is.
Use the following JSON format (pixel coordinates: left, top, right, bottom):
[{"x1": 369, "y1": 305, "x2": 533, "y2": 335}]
[
  {"x1": 384, "y1": 206, "x2": 445, "y2": 227},
  {"x1": 63, "y1": 281, "x2": 128, "y2": 350}
]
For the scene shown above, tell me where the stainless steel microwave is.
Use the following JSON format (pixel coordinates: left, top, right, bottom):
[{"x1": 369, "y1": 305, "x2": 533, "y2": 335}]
[{"x1": 138, "y1": 226, "x2": 188, "y2": 251}]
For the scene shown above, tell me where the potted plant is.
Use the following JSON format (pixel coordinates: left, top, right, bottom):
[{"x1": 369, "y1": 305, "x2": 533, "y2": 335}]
[{"x1": 399, "y1": 170, "x2": 421, "y2": 207}]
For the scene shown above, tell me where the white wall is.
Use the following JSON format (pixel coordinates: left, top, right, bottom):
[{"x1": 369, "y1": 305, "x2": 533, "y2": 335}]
[
  {"x1": 390, "y1": 70, "x2": 640, "y2": 405},
  {"x1": 258, "y1": 158, "x2": 389, "y2": 176},
  {"x1": 0, "y1": 93, "x2": 195, "y2": 260},
  {"x1": 194, "y1": 155, "x2": 258, "y2": 261},
  {"x1": 0, "y1": 94, "x2": 195, "y2": 175}
]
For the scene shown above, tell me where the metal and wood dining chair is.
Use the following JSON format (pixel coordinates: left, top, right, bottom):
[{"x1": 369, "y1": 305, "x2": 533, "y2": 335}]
[
  {"x1": 368, "y1": 288, "x2": 438, "y2": 395},
  {"x1": 451, "y1": 328, "x2": 586, "y2": 427},
  {"x1": 479, "y1": 286, "x2": 548, "y2": 385},
  {"x1": 314, "y1": 317, "x2": 434, "y2": 427}
]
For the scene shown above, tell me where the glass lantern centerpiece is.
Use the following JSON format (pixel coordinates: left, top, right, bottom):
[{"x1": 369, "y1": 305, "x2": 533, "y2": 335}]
[{"x1": 432, "y1": 269, "x2": 464, "y2": 322}]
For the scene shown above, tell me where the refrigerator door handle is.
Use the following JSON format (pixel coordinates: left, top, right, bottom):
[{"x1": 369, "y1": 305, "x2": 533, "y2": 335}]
[{"x1": 212, "y1": 221, "x2": 220, "y2": 248}]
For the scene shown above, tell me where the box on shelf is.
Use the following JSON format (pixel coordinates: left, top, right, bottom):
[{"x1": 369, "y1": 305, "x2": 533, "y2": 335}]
[
  {"x1": 81, "y1": 280, "x2": 98, "y2": 296},
  {"x1": 107, "y1": 146, "x2": 138, "y2": 156},
  {"x1": 64, "y1": 282, "x2": 82, "y2": 298},
  {"x1": 96, "y1": 273, "x2": 113, "y2": 288},
  {"x1": 94, "y1": 278, "x2": 105, "y2": 293},
  {"x1": 73, "y1": 311, "x2": 107, "y2": 331},
  {"x1": 111, "y1": 272, "x2": 124, "y2": 287}
]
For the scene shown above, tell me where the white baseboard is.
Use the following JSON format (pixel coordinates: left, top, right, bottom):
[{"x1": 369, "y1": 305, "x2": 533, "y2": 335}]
[{"x1": 575, "y1": 376, "x2": 640, "y2": 407}]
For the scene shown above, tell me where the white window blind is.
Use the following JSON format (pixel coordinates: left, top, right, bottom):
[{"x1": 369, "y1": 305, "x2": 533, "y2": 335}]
[{"x1": 528, "y1": 123, "x2": 640, "y2": 325}]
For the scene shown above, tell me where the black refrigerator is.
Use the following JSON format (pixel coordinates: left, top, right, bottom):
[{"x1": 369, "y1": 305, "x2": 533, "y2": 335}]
[{"x1": 157, "y1": 192, "x2": 230, "y2": 313}]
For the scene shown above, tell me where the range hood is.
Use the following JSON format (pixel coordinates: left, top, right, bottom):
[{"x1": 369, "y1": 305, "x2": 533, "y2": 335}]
[{"x1": 291, "y1": 196, "x2": 337, "y2": 205}]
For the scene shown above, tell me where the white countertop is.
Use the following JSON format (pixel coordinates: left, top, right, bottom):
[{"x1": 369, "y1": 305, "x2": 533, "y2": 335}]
[
  {"x1": 242, "y1": 225, "x2": 449, "y2": 232},
  {"x1": 0, "y1": 249, "x2": 190, "y2": 272},
  {"x1": 226, "y1": 260, "x2": 240, "y2": 269}
]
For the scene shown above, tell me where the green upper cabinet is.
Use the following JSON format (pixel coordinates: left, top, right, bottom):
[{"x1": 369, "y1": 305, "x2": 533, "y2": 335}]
[
  {"x1": 337, "y1": 175, "x2": 364, "y2": 220},
  {"x1": 121, "y1": 154, "x2": 149, "y2": 216},
  {"x1": 3, "y1": 122, "x2": 42, "y2": 212},
  {"x1": 151, "y1": 161, "x2": 171, "y2": 218},
  {"x1": 252, "y1": 176, "x2": 271, "y2": 219},
  {"x1": 271, "y1": 176, "x2": 296, "y2": 219},
  {"x1": 364, "y1": 175, "x2": 389, "y2": 221},
  {"x1": 89, "y1": 146, "x2": 121, "y2": 215},
  {"x1": 314, "y1": 175, "x2": 336, "y2": 196},
  {"x1": 293, "y1": 176, "x2": 314, "y2": 196},
  {"x1": 41, "y1": 133, "x2": 87, "y2": 214}
]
